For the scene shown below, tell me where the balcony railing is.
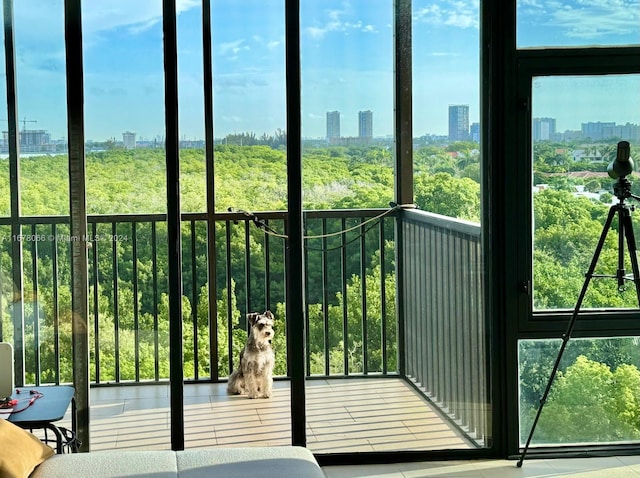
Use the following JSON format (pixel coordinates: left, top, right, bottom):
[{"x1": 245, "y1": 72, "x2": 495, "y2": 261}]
[
  {"x1": 400, "y1": 208, "x2": 486, "y2": 446},
  {"x1": 0, "y1": 207, "x2": 486, "y2": 446}
]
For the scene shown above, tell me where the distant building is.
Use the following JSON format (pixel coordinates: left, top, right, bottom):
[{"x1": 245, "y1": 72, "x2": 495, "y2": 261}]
[
  {"x1": 470, "y1": 122, "x2": 480, "y2": 142},
  {"x1": 326, "y1": 111, "x2": 340, "y2": 141},
  {"x1": 581, "y1": 122, "x2": 615, "y2": 141},
  {"x1": 2, "y1": 129, "x2": 51, "y2": 153},
  {"x1": 358, "y1": 110, "x2": 373, "y2": 140},
  {"x1": 123, "y1": 131, "x2": 136, "y2": 150},
  {"x1": 533, "y1": 117, "x2": 556, "y2": 141},
  {"x1": 448, "y1": 104, "x2": 469, "y2": 142}
]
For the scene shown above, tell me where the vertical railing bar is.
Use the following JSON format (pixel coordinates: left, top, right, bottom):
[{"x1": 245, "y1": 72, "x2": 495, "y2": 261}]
[
  {"x1": 469, "y1": 234, "x2": 479, "y2": 436},
  {"x1": 302, "y1": 220, "x2": 313, "y2": 374},
  {"x1": 451, "y1": 232, "x2": 461, "y2": 423},
  {"x1": 31, "y1": 224, "x2": 41, "y2": 385},
  {"x1": 303, "y1": 229, "x2": 311, "y2": 374},
  {"x1": 468, "y1": 234, "x2": 478, "y2": 436},
  {"x1": 360, "y1": 217, "x2": 367, "y2": 375},
  {"x1": 452, "y1": 232, "x2": 461, "y2": 421},
  {"x1": 421, "y1": 222, "x2": 429, "y2": 392},
  {"x1": 132, "y1": 222, "x2": 140, "y2": 382},
  {"x1": 402, "y1": 220, "x2": 411, "y2": 378},
  {"x1": 443, "y1": 229, "x2": 451, "y2": 408},
  {"x1": 438, "y1": 227, "x2": 447, "y2": 405},
  {"x1": 460, "y1": 233, "x2": 470, "y2": 430},
  {"x1": 191, "y1": 220, "x2": 199, "y2": 380},
  {"x1": 264, "y1": 219, "x2": 272, "y2": 311},
  {"x1": 445, "y1": 230, "x2": 454, "y2": 412},
  {"x1": 413, "y1": 221, "x2": 420, "y2": 386},
  {"x1": 429, "y1": 226, "x2": 437, "y2": 396},
  {"x1": 440, "y1": 227, "x2": 448, "y2": 405},
  {"x1": 340, "y1": 217, "x2": 348, "y2": 375},
  {"x1": 380, "y1": 218, "x2": 387, "y2": 374},
  {"x1": 461, "y1": 232, "x2": 470, "y2": 429},
  {"x1": 476, "y1": 236, "x2": 486, "y2": 439},
  {"x1": 112, "y1": 222, "x2": 120, "y2": 382},
  {"x1": 322, "y1": 219, "x2": 330, "y2": 376},
  {"x1": 422, "y1": 221, "x2": 429, "y2": 387},
  {"x1": 225, "y1": 221, "x2": 233, "y2": 374},
  {"x1": 91, "y1": 222, "x2": 100, "y2": 384},
  {"x1": 282, "y1": 217, "x2": 290, "y2": 377},
  {"x1": 152, "y1": 222, "x2": 160, "y2": 381},
  {"x1": 244, "y1": 221, "x2": 251, "y2": 316},
  {"x1": 51, "y1": 223, "x2": 61, "y2": 384}
]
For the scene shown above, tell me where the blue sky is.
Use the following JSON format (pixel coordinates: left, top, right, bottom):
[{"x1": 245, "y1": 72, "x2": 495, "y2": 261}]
[{"x1": 4, "y1": 0, "x2": 640, "y2": 142}]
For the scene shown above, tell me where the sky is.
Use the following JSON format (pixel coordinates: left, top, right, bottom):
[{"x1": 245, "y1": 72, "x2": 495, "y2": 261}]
[{"x1": 2, "y1": 0, "x2": 639, "y2": 142}]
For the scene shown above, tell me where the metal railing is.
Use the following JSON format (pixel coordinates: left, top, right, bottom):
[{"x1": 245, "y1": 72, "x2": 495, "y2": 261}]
[
  {"x1": 0, "y1": 209, "x2": 397, "y2": 385},
  {"x1": 400, "y1": 208, "x2": 487, "y2": 446}
]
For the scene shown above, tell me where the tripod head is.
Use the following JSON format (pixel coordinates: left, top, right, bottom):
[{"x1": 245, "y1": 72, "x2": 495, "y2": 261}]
[{"x1": 609, "y1": 141, "x2": 639, "y2": 203}]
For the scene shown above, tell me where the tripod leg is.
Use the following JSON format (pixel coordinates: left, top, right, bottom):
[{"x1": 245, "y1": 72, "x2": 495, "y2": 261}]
[
  {"x1": 620, "y1": 207, "x2": 640, "y2": 306},
  {"x1": 517, "y1": 205, "x2": 618, "y2": 467}
]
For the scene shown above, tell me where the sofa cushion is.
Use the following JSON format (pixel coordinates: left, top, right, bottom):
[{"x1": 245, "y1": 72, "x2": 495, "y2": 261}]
[
  {"x1": 176, "y1": 447, "x2": 325, "y2": 478},
  {"x1": 0, "y1": 418, "x2": 54, "y2": 478},
  {"x1": 29, "y1": 446, "x2": 324, "y2": 477},
  {"x1": 30, "y1": 450, "x2": 178, "y2": 478}
]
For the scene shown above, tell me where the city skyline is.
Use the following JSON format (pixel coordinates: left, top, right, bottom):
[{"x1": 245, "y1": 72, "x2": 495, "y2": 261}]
[{"x1": 3, "y1": 1, "x2": 639, "y2": 142}]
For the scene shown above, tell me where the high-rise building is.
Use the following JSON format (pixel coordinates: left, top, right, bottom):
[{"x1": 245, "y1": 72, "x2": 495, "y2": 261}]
[
  {"x1": 123, "y1": 131, "x2": 136, "y2": 149},
  {"x1": 533, "y1": 117, "x2": 556, "y2": 141},
  {"x1": 358, "y1": 110, "x2": 373, "y2": 140},
  {"x1": 326, "y1": 111, "x2": 340, "y2": 140},
  {"x1": 470, "y1": 122, "x2": 480, "y2": 142},
  {"x1": 448, "y1": 104, "x2": 469, "y2": 142}
]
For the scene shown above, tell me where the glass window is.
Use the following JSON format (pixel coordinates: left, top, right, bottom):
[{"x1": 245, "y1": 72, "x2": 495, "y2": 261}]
[
  {"x1": 531, "y1": 74, "x2": 640, "y2": 311},
  {"x1": 519, "y1": 337, "x2": 640, "y2": 446},
  {"x1": 517, "y1": 0, "x2": 640, "y2": 49}
]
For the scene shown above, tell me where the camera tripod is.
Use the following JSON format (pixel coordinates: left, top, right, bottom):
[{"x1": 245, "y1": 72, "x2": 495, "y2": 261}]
[{"x1": 518, "y1": 175, "x2": 640, "y2": 467}]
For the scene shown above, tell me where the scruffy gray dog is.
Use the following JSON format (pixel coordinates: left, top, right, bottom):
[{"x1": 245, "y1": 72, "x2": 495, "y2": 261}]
[{"x1": 227, "y1": 310, "x2": 275, "y2": 399}]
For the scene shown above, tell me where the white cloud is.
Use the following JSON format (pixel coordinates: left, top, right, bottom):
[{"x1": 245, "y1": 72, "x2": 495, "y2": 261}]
[
  {"x1": 518, "y1": 0, "x2": 639, "y2": 40},
  {"x1": 219, "y1": 40, "x2": 250, "y2": 57},
  {"x1": 304, "y1": 5, "x2": 379, "y2": 39},
  {"x1": 414, "y1": 0, "x2": 479, "y2": 30},
  {"x1": 548, "y1": 0, "x2": 640, "y2": 39}
]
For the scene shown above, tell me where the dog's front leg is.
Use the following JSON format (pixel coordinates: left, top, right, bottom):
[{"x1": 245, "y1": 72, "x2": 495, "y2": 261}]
[
  {"x1": 262, "y1": 370, "x2": 273, "y2": 398},
  {"x1": 245, "y1": 370, "x2": 260, "y2": 399}
]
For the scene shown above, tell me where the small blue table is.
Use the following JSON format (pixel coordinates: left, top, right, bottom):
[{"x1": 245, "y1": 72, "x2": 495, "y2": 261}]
[{"x1": 8, "y1": 385, "x2": 76, "y2": 453}]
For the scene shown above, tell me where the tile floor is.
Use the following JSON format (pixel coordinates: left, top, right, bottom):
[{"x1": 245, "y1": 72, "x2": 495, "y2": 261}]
[{"x1": 67, "y1": 378, "x2": 476, "y2": 452}]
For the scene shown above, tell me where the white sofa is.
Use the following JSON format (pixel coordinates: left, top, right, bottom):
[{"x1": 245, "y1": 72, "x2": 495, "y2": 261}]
[{"x1": 30, "y1": 447, "x2": 325, "y2": 478}]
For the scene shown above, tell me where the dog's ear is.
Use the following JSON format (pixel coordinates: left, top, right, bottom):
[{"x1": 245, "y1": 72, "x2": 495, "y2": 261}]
[
  {"x1": 264, "y1": 310, "x2": 274, "y2": 320},
  {"x1": 247, "y1": 313, "x2": 259, "y2": 327}
]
